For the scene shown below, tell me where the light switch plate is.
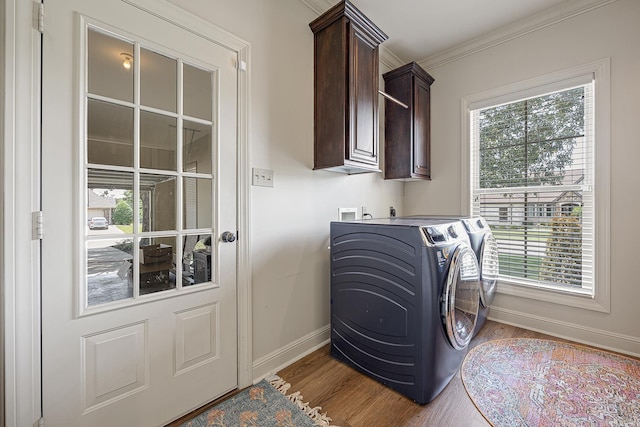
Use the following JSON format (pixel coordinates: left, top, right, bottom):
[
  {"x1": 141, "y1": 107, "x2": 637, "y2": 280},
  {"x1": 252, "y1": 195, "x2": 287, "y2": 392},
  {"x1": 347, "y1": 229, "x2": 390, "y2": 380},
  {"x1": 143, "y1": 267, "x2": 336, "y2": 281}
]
[{"x1": 252, "y1": 168, "x2": 274, "y2": 187}]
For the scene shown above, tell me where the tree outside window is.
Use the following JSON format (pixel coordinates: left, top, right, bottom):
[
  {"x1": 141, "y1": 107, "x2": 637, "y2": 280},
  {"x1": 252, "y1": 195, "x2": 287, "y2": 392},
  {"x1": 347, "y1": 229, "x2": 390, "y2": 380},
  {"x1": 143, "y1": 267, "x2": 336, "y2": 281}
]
[{"x1": 472, "y1": 84, "x2": 592, "y2": 290}]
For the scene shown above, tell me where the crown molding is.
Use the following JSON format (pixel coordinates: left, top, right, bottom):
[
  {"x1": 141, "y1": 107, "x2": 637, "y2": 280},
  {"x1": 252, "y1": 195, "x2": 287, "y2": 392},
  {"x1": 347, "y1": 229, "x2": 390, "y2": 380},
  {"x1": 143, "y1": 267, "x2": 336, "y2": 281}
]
[
  {"x1": 379, "y1": 46, "x2": 405, "y2": 70},
  {"x1": 298, "y1": 0, "x2": 334, "y2": 15},
  {"x1": 298, "y1": 0, "x2": 619, "y2": 72},
  {"x1": 417, "y1": 0, "x2": 619, "y2": 70},
  {"x1": 299, "y1": 0, "x2": 405, "y2": 70}
]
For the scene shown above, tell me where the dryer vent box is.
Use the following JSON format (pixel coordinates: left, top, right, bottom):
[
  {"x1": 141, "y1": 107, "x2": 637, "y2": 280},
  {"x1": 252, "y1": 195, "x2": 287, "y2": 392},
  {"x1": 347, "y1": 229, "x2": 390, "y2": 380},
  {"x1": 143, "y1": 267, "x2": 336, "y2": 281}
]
[{"x1": 338, "y1": 208, "x2": 358, "y2": 221}]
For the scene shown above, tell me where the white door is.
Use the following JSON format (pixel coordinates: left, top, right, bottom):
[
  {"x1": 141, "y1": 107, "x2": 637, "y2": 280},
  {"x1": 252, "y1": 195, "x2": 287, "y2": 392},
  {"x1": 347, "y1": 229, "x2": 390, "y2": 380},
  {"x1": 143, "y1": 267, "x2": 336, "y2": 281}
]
[{"x1": 41, "y1": 1, "x2": 239, "y2": 425}]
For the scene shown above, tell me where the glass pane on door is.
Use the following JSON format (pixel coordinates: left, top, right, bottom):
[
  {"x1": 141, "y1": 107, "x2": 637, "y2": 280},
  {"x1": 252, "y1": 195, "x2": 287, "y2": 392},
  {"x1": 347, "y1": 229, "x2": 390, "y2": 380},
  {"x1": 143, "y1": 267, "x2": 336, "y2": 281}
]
[
  {"x1": 184, "y1": 64, "x2": 212, "y2": 120},
  {"x1": 87, "y1": 29, "x2": 133, "y2": 103},
  {"x1": 183, "y1": 177, "x2": 212, "y2": 229},
  {"x1": 140, "y1": 173, "x2": 177, "y2": 232},
  {"x1": 87, "y1": 238, "x2": 134, "y2": 306},
  {"x1": 139, "y1": 236, "x2": 176, "y2": 295},
  {"x1": 87, "y1": 100, "x2": 134, "y2": 167},
  {"x1": 181, "y1": 234, "x2": 212, "y2": 286},
  {"x1": 140, "y1": 48, "x2": 177, "y2": 112},
  {"x1": 86, "y1": 169, "x2": 134, "y2": 306},
  {"x1": 183, "y1": 120, "x2": 212, "y2": 174},
  {"x1": 87, "y1": 168, "x2": 134, "y2": 233},
  {"x1": 140, "y1": 111, "x2": 177, "y2": 171}
]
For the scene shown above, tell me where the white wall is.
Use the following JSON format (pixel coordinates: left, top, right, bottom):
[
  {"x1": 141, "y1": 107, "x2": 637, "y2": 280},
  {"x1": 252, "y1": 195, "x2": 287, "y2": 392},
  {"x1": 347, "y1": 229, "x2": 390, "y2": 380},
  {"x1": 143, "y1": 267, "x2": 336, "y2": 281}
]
[
  {"x1": 168, "y1": 0, "x2": 405, "y2": 377},
  {"x1": 406, "y1": 0, "x2": 640, "y2": 355}
]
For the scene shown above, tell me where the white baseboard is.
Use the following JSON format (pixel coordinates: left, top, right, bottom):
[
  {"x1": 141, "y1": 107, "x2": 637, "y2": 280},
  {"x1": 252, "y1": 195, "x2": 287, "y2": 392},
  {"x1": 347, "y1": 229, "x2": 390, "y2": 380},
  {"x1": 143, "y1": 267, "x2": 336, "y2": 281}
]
[
  {"x1": 252, "y1": 325, "x2": 331, "y2": 383},
  {"x1": 489, "y1": 306, "x2": 640, "y2": 358},
  {"x1": 251, "y1": 310, "x2": 640, "y2": 385}
]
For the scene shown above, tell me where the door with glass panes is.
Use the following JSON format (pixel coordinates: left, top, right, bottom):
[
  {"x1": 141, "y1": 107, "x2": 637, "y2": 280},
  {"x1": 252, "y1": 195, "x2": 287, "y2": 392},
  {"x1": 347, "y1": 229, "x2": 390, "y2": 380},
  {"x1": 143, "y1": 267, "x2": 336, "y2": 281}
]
[{"x1": 41, "y1": 1, "x2": 238, "y2": 425}]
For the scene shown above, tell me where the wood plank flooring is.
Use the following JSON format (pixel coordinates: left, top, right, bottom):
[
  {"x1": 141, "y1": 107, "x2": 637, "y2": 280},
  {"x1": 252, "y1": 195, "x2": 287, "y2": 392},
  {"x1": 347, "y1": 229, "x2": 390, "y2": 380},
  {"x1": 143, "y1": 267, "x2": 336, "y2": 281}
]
[
  {"x1": 168, "y1": 320, "x2": 608, "y2": 427},
  {"x1": 277, "y1": 321, "x2": 570, "y2": 427}
]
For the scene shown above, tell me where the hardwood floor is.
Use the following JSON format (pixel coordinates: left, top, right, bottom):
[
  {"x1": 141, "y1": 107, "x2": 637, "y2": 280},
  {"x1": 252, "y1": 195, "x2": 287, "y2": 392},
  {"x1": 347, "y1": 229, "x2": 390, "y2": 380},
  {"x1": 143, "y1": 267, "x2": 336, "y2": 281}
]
[
  {"x1": 277, "y1": 320, "x2": 568, "y2": 427},
  {"x1": 167, "y1": 320, "x2": 579, "y2": 426}
]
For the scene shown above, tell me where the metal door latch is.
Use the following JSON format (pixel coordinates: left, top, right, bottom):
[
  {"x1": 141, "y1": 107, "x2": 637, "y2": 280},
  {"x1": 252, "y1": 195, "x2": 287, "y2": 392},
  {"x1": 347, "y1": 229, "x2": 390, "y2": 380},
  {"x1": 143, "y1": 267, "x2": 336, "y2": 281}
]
[{"x1": 221, "y1": 231, "x2": 236, "y2": 243}]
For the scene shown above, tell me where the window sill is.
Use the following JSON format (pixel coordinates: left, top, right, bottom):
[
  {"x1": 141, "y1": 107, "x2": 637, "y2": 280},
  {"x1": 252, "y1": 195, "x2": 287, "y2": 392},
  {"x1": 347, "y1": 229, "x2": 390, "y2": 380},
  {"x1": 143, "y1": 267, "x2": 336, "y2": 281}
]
[{"x1": 497, "y1": 278, "x2": 610, "y2": 313}]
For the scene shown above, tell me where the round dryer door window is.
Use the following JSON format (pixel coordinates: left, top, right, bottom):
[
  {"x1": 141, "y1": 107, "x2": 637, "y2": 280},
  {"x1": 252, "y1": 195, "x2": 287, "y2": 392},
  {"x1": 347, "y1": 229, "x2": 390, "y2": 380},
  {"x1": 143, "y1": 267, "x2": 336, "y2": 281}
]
[
  {"x1": 479, "y1": 233, "x2": 499, "y2": 307},
  {"x1": 443, "y1": 245, "x2": 480, "y2": 350}
]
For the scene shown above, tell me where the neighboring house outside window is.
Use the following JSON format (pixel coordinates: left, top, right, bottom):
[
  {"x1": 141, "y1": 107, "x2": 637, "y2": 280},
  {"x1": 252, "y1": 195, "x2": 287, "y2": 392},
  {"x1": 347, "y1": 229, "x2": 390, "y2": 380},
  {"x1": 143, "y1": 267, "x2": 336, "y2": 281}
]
[
  {"x1": 465, "y1": 60, "x2": 610, "y2": 312},
  {"x1": 87, "y1": 189, "x2": 116, "y2": 223}
]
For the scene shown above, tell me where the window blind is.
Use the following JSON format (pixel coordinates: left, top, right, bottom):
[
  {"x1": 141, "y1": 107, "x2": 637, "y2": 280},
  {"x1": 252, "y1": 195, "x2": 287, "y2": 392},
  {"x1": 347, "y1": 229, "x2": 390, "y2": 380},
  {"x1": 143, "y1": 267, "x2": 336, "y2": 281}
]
[{"x1": 470, "y1": 83, "x2": 594, "y2": 292}]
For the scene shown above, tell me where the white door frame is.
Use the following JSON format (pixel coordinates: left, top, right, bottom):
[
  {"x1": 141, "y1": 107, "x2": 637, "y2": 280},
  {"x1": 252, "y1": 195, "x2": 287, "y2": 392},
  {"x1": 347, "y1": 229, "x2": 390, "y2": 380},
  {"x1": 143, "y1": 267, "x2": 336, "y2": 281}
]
[
  {"x1": 2, "y1": 1, "x2": 43, "y2": 425},
  {"x1": 2, "y1": 1, "x2": 252, "y2": 425}
]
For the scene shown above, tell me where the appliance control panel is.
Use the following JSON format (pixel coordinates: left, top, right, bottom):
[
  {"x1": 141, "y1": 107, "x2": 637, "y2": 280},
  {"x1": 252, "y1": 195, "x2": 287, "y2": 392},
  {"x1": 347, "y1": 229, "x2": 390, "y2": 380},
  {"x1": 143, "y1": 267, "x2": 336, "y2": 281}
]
[
  {"x1": 461, "y1": 216, "x2": 489, "y2": 233},
  {"x1": 421, "y1": 222, "x2": 467, "y2": 246}
]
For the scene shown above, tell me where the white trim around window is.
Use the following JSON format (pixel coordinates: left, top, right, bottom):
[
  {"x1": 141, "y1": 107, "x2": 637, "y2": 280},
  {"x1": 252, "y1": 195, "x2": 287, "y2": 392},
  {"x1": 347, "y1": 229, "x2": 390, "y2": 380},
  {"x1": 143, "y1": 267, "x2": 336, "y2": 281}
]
[{"x1": 461, "y1": 58, "x2": 610, "y2": 313}]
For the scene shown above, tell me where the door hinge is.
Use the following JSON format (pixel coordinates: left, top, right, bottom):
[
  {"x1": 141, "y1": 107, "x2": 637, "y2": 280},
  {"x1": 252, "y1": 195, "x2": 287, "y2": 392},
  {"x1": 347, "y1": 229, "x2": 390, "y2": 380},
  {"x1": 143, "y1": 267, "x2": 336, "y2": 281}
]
[
  {"x1": 236, "y1": 60, "x2": 247, "y2": 71},
  {"x1": 34, "y1": 2, "x2": 44, "y2": 33},
  {"x1": 34, "y1": 417, "x2": 44, "y2": 427},
  {"x1": 32, "y1": 211, "x2": 44, "y2": 240}
]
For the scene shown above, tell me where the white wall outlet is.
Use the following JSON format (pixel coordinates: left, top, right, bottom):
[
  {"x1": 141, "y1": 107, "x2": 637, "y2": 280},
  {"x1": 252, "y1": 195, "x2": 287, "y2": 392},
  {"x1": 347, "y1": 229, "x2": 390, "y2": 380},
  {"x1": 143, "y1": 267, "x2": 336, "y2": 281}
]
[{"x1": 252, "y1": 168, "x2": 274, "y2": 187}]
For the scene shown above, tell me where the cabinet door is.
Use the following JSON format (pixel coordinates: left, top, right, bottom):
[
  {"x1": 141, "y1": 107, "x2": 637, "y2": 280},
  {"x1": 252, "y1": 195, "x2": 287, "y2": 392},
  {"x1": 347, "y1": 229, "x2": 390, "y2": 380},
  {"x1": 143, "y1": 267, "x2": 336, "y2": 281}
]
[
  {"x1": 348, "y1": 25, "x2": 379, "y2": 167},
  {"x1": 413, "y1": 76, "x2": 431, "y2": 178}
]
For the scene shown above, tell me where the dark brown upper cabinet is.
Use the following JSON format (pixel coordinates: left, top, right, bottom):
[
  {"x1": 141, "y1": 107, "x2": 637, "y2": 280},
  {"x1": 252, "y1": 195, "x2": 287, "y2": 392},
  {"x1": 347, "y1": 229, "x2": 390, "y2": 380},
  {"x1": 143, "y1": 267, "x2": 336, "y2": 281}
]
[
  {"x1": 309, "y1": 1, "x2": 388, "y2": 174},
  {"x1": 383, "y1": 62, "x2": 435, "y2": 180}
]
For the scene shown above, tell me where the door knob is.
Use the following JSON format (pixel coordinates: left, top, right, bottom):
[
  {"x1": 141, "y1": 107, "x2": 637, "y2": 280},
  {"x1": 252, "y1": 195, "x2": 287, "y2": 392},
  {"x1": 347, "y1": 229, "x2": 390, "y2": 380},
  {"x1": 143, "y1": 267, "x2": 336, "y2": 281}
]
[{"x1": 221, "y1": 231, "x2": 236, "y2": 243}]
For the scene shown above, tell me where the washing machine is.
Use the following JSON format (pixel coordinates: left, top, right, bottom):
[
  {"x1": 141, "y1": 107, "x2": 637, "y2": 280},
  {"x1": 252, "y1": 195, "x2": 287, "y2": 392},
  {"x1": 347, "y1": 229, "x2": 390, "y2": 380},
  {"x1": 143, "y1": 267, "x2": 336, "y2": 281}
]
[
  {"x1": 402, "y1": 216, "x2": 499, "y2": 337},
  {"x1": 330, "y1": 218, "x2": 481, "y2": 404},
  {"x1": 458, "y1": 217, "x2": 499, "y2": 337}
]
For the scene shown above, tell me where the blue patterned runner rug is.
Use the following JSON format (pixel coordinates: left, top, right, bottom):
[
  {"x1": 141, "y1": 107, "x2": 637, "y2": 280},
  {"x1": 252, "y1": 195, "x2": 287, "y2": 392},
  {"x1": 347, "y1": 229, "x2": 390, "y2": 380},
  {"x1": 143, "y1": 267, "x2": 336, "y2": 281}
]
[{"x1": 181, "y1": 375, "x2": 336, "y2": 427}]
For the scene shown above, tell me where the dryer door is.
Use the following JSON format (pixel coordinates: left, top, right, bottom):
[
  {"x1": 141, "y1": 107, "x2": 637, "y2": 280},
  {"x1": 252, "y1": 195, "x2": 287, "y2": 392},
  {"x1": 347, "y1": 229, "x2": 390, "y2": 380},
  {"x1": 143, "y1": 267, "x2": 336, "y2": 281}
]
[
  {"x1": 479, "y1": 233, "x2": 499, "y2": 307},
  {"x1": 443, "y1": 245, "x2": 480, "y2": 350}
]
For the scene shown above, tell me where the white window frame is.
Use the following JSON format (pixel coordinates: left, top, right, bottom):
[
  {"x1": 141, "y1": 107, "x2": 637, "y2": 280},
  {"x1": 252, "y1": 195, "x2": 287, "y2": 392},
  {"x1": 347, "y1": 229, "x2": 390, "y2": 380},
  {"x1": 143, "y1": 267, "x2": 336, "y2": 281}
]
[{"x1": 461, "y1": 59, "x2": 610, "y2": 312}]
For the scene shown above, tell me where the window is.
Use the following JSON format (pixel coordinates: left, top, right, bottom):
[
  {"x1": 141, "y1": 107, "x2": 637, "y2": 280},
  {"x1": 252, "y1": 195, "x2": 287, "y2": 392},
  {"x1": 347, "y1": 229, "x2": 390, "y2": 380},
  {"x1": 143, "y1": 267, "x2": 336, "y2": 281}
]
[{"x1": 466, "y1": 60, "x2": 610, "y2": 311}]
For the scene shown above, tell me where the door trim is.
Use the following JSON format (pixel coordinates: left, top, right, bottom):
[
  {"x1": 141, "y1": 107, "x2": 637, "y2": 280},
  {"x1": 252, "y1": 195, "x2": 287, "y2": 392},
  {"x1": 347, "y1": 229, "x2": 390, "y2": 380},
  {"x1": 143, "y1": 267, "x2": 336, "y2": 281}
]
[{"x1": 3, "y1": 0, "x2": 43, "y2": 425}]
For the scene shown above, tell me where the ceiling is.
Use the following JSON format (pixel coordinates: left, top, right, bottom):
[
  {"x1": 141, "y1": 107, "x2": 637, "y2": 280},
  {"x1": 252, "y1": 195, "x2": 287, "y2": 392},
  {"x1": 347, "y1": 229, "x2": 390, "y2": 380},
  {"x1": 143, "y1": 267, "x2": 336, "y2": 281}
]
[{"x1": 300, "y1": 0, "x2": 614, "y2": 66}]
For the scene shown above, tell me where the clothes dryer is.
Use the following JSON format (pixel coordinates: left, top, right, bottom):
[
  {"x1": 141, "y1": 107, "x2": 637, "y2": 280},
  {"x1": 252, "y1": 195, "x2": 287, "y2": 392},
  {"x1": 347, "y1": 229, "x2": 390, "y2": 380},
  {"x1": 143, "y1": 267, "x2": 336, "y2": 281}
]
[
  {"x1": 459, "y1": 217, "x2": 499, "y2": 337},
  {"x1": 330, "y1": 218, "x2": 480, "y2": 404}
]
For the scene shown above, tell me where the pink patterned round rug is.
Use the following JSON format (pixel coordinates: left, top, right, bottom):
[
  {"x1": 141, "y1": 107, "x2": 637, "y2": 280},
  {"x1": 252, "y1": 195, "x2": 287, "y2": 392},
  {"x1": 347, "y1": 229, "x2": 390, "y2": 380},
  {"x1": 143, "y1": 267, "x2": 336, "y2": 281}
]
[{"x1": 461, "y1": 338, "x2": 640, "y2": 427}]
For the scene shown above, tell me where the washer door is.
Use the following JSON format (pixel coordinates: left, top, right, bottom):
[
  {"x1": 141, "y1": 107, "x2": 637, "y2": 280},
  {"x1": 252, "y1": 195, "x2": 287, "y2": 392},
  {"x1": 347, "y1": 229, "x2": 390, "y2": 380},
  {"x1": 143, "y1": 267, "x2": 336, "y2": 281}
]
[
  {"x1": 479, "y1": 233, "x2": 499, "y2": 307},
  {"x1": 443, "y1": 245, "x2": 480, "y2": 350}
]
